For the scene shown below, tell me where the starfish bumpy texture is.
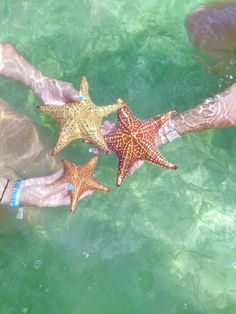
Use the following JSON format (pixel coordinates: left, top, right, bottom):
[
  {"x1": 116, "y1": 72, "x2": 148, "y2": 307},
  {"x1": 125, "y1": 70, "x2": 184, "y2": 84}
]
[
  {"x1": 104, "y1": 98, "x2": 178, "y2": 186},
  {"x1": 37, "y1": 76, "x2": 123, "y2": 155},
  {"x1": 55, "y1": 156, "x2": 110, "y2": 213}
]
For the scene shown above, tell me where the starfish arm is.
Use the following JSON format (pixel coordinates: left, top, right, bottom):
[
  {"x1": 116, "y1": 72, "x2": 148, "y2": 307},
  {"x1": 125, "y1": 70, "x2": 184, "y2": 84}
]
[
  {"x1": 37, "y1": 105, "x2": 65, "y2": 124},
  {"x1": 70, "y1": 184, "x2": 84, "y2": 213},
  {"x1": 53, "y1": 160, "x2": 78, "y2": 186},
  {"x1": 116, "y1": 157, "x2": 133, "y2": 186},
  {"x1": 137, "y1": 116, "x2": 169, "y2": 138},
  {"x1": 98, "y1": 102, "x2": 124, "y2": 118},
  {"x1": 85, "y1": 177, "x2": 110, "y2": 192},
  {"x1": 61, "y1": 159, "x2": 76, "y2": 174},
  {"x1": 52, "y1": 125, "x2": 81, "y2": 155},
  {"x1": 139, "y1": 138, "x2": 177, "y2": 170},
  {"x1": 145, "y1": 110, "x2": 178, "y2": 130},
  {"x1": 117, "y1": 104, "x2": 140, "y2": 129},
  {"x1": 137, "y1": 109, "x2": 178, "y2": 136},
  {"x1": 135, "y1": 122, "x2": 159, "y2": 141},
  {"x1": 80, "y1": 75, "x2": 90, "y2": 98},
  {"x1": 105, "y1": 131, "x2": 129, "y2": 153},
  {"x1": 87, "y1": 132, "x2": 109, "y2": 152},
  {"x1": 79, "y1": 156, "x2": 99, "y2": 175},
  {"x1": 115, "y1": 142, "x2": 138, "y2": 186}
]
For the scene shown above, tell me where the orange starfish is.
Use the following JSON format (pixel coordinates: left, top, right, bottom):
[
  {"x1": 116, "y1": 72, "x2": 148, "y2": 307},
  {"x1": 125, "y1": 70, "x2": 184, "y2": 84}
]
[
  {"x1": 104, "y1": 98, "x2": 177, "y2": 186},
  {"x1": 55, "y1": 156, "x2": 110, "y2": 213}
]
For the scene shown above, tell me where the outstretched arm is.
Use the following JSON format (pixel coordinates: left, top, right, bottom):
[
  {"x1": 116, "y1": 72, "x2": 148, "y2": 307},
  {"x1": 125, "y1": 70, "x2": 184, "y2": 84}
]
[
  {"x1": 0, "y1": 169, "x2": 93, "y2": 209},
  {"x1": 0, "y1": 170, "x2": 70, "y2": 208},
  {"x1": 0, "y1": 42, "x2": 80, "y2": 104},
  {"x1": 93, "y1": 83, "x2": 236, "y2": 149},
  {"x1": 93, "y1": 84, "x2": 236, "y2": 174},
  {"x1": 156, "y1": 83, "x2": 236, "y2": 145}
]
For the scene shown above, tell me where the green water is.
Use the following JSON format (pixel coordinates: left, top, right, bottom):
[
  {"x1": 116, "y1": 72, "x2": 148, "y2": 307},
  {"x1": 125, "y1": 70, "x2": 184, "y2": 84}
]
[{"x1": 0, "y1": 0, "x2": 236, "y2": 313}]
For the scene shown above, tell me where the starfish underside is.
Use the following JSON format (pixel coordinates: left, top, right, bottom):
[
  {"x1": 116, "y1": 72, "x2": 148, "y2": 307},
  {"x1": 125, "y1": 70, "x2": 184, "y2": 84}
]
[
  {"x1": 104, "y1": 100, "x2": 177, "y2": 186},
  {"x1": 55, "y1": 156, "x2": 110, "y2": 213},
  {"x1": 37, "y1": 76, "x2": 123, "y2": 155}
]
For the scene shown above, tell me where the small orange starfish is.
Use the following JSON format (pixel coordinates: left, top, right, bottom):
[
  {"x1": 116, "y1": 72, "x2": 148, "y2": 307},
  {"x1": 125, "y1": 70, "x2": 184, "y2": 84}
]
[
  {"x1": 55, "y1": 156, "x2": 110, "y2": 213},
  {"x1": 104, "y1": 98, "x2": 177, "y2": 186}
]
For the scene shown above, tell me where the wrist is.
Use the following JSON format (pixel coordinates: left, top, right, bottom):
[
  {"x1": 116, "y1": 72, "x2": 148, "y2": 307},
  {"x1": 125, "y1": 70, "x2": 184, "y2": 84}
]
[
  {"x1": 163, "y1": 118, "x2": 181, "y2": 142},
  {"x1": 26, "y1": 70, "x2": 45, "y2": 90},
  {"x1": 0, "y1": 179, "x2": 27, "y2": 208},
  {"x1": 171, "y1": 114, "x2": 190, "y2": 136},
  {"x1": 156, "y1": 117, "x2": 182, "y2": 146},
  {"x1": 30, "y1": 74, "x2": 53, "y2": 102},
  {"x1": 9, "y1": 180, "x2": 25, "y2": 208}
]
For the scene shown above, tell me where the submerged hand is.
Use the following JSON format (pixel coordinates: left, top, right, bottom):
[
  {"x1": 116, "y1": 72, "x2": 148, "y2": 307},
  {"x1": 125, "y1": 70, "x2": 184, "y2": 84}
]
[
  {"x1": 1, "y1": 170, "x2": 93, "y2": 209},
  {"x1": 0, "y1": 43, "x2": 81, "y2": 105},
  {"x1": 21, "y1": 170, "x2": 93, "y2": 207},
  {"x1": 89, "y1": 120, "x2": 145, "y2": 175},
  {"x1": 18, "y1": 169, "x2": 69, "y2": 207},
  {"x1": 32, "y1": 77, "x2": 81, "y2": 105},
  {"x1": 89, "y1": 115, "x2": 181, "y2": 175}
]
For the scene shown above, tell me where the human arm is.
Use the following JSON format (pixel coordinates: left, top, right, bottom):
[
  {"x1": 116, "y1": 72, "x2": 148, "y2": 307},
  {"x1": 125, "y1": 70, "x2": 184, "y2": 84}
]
[
  {"x1": 156, "y1": 83, "x2": 236, "y2": 145},
  {"x1": 0, "y1": 42, "x2": 80, "y2": 104},
  {"x1": 0, "y1": 168, "x2": 93, "y2": 209},
  {"x1": 91, "y1": 84, "x2": 236, "y2": 173},
  {"x1": 0, "y1": 170, "x2": 71, "y2": 208},
  {"x1": 93, "y1": 84, "x2": 236, "y2": 149}
]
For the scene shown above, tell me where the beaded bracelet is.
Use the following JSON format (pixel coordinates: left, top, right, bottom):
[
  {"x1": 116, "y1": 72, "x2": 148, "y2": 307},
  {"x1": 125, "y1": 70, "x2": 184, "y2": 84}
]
[
  {"x1": 163, "y1": 120, "x2": 181, "y2": 142},
  {"x1": 9, "y1": 179, "x2": 24, "y2": 208}
]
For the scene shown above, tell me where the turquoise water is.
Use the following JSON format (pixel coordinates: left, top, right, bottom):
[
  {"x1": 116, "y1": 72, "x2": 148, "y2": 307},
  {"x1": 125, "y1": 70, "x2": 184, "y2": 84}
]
[{"x1": 0, "y1": 0, "x2": 236, "y2": 313}]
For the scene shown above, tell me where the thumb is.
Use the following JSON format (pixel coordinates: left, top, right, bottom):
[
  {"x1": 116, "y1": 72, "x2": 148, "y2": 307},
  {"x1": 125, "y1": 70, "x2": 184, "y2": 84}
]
[
  {"x1": 63, "y1": 85, "x2": 81, "y2": 102},
  {"x1": 43, "y1": 182, "x2": 74, "y2": 198},
  {"x1": 101, "y1": 120, "x2": 116, "y2": 135},
  {"x1": 129, "y1": 160, "x2": 144, "y2": 175}
]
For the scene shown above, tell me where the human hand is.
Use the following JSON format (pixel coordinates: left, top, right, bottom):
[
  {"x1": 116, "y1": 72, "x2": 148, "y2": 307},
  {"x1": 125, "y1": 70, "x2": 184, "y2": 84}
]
[
  {"x1": 0, "y1": 43, "x2": 81, "y2": 105},
  {"x1": 1, "y1": 170, "x2": 93, "y2": 208},
  {"x1": 89, "y1": 120, "x2": 145, "y2": 175},
  {"x1": 20, "y1": 169, "x2": 71, "y2": 207},
  {"x1": 32, "y1": 76, "x2": 81, "y2": 105},
  {"x1": 89, "y1": 113, "x2": 180, "y2": 175},
  {"x1": 21, "y1": 169, "x2": 93, "y2": 207}
]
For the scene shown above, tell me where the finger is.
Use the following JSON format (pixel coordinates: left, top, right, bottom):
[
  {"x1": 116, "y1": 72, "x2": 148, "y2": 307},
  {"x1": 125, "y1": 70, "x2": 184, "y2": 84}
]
[
  {"x1": 24, "y1": 169, "x2": 64, "y2": 187},
  {"x1": 88, "y1": 120, "x2": 115, "y2": 155},
  {"x1": 101, "y1": 120, "x2": 116, "y2": 135},
  {"x1": 129, "y1": 160, "x2": 144, "y2": 175},
  {"x1": 155, "y1": 126, "x2": 168, "y2": 146},
  {"x1": 42, "y1": 182, "x2": 72, "y2": 198},
  {"x1": 40, "y1": 193, "x2": 71, "y2": 207},
  {"x1": 44, "y1": 169, "x2": 64, "y2": 184},
  {"x1": 80, "y1": 190, "x2": 93, "y2": 200},
  {"x1": 89, "y1": 147, "x2": 104, "y2": 155},
  {"x1": 63, "y1": 85, "x2": 81, "y2": 102},
  {"x1": 70, "y1": 93, "x2": 83, "y2": 101}
]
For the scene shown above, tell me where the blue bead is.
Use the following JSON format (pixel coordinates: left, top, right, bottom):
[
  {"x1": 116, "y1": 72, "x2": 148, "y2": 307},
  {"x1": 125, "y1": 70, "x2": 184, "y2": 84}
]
[{"x1": 68, "y1": 183, "x2": 74, "y2": 191}]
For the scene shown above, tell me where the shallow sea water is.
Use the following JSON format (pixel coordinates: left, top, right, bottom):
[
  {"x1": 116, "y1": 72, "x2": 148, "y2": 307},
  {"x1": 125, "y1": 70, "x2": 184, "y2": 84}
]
[{"x1": 0, "y1": 0, "x2": 236, "y2": 313}]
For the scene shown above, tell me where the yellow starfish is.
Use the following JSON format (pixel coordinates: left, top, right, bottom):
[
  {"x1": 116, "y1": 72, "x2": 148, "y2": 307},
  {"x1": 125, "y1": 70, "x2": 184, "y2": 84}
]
[{"x1": 37, "y1": 76, "x2": 123, "y2": 155}]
